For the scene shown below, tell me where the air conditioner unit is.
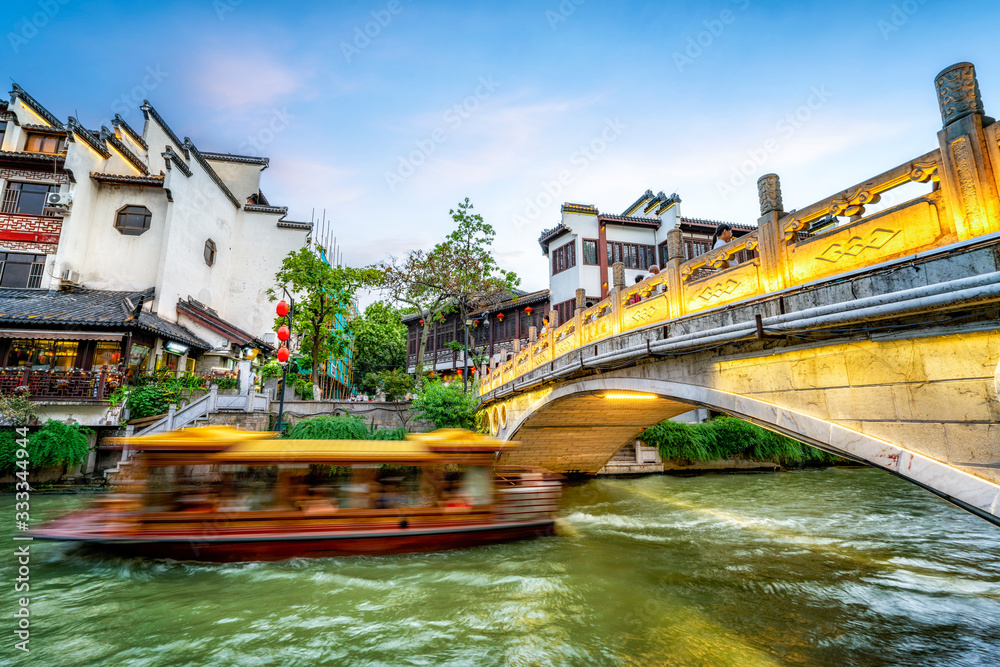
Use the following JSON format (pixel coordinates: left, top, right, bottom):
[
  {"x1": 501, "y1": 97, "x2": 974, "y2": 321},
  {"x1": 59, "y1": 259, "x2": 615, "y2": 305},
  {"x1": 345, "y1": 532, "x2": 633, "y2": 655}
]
[
  {"x1": 60, "y1": 269, "x2": 80, "y2": 285},
  {"x1": 46, "y1": 192, "x2": 72, "y2": 208}
]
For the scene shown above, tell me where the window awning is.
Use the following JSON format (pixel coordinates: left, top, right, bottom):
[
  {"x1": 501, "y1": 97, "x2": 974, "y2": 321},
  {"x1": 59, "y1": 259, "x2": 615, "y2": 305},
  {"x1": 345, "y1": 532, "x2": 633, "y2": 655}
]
[{"x1": 0, "y1": 329, "x2": 124, "y2": 342}]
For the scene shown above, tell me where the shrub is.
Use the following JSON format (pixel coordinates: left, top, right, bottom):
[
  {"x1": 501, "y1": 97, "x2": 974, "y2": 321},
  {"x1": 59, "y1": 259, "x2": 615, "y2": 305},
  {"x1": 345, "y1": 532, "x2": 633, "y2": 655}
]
[
  {"x1": 126, "y1": 383, "x2": 182, "y2": 420},
  {"x1": 285, "y1": 415, "x2": 407, "y2": 441},
  {"x1": 640, "y1": 416, "x2": 835, "y2": 464},
  {"x1": 411, "y1": 380, "x2": 477, "y2": 430},
  {"x1": 0, "y1": 420, "x2": 93, "y2": 474}
]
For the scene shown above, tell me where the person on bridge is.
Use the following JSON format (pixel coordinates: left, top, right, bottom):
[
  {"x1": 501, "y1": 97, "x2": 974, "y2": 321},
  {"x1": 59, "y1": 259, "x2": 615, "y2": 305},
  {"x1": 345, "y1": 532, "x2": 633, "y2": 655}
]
[{"x1": 712, "y1": 224, "x2": 734, "y2": 269}]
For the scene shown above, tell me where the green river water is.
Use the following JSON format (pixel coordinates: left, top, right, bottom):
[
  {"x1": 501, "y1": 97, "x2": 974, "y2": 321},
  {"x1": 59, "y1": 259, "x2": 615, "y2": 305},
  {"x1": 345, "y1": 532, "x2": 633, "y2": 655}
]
[{"x1": 2, "y1": 467, "x2": 999, "y2": 666}]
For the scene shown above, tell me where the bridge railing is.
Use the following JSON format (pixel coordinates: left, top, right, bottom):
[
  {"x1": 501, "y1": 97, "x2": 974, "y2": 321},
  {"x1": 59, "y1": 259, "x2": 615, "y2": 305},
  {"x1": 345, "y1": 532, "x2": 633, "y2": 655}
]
[{"x1": 480, "y1": 62, "x2": 1000, "y2": 397}]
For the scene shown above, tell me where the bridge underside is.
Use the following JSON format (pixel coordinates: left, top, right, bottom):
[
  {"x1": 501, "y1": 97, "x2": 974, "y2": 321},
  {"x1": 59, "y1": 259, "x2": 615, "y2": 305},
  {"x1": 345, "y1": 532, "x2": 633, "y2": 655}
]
[{"x1": 497, "y1": 394, "x2": 692, "y2": 473}]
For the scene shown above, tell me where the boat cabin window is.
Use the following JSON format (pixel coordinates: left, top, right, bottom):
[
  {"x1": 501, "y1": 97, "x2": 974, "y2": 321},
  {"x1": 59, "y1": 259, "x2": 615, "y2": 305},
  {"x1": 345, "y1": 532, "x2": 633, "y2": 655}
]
[{"x1": 137, "y1": 463, "x2": 496, "y2": 514}]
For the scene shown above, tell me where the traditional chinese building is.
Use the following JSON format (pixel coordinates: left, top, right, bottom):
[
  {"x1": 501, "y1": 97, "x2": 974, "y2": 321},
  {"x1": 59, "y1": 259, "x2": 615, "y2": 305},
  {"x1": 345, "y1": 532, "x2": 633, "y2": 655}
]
[
  {"x1": 403, "y1": 289, "x2": 550, "y2": 379},
  {"x1": 540, "y1": 191, "x2": 755, "y2": 324},
  {"x1": 0, "y1": 84, "x2": 310, "y2": 425}
]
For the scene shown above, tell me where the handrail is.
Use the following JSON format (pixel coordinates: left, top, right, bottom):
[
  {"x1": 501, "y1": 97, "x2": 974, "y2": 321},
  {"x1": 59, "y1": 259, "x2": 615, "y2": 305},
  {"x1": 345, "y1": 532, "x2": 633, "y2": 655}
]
[{"x1": 478, "y1": 62, "x2": 1000, "y2": 397}]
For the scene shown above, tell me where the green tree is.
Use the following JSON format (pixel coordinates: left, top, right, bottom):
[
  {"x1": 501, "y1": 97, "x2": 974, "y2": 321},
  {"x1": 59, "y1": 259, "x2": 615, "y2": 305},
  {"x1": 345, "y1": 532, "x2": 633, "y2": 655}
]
[
  {"x1": 412, "y1": 379, "x2": 478, "y2": 430},
  {"x1": 0, "y1": 394, "x2": 36, "y2": 426},
  {"x1": 379, "y1": 199, "x2": 520, "y2": 383},
  {"x1": 352, "y1": 301, "x2": 407, "y2": 392},
  {"x1": 0, "y1": 420, "x2": 92, "y2": 475},
  {"x1": 268, "y1": 247, "x2": 380, "y2": 398}
]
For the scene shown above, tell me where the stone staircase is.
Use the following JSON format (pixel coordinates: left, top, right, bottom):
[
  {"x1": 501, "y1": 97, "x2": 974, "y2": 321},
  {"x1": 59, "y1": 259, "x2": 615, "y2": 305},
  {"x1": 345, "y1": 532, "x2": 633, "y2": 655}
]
[
  {"x1": 104, "y1": 385, "x2": 269, "y2": 483},
  {"x1": 598, "y1": 440, "x2": 664, "y2": 476}
]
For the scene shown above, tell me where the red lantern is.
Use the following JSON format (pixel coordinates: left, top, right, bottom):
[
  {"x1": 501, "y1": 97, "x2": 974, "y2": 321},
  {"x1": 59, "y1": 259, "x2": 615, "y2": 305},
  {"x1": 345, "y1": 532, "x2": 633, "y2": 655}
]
[
  {"x1": 497, "y1": 313, "x2": 505, "y2": 321},
  {"x1": 277, "y1": 325, "x2": 290, "y2": 342},
  {"x1": 419, "y1": 319, "x2": 425, "y2": 325},
  {"x1": 470, "y1": 366, "x2": 477, "y2": 374},
  {"x1": 277, "y1": 347, "x2": 289, "y2": 363},
  {"x1": 276, "y1": 300, "x2": 289, "y2": 317},
  {"x1": 456, "y1": 368, "x2": 463, "y2": 375},
  {"x1": 524, "y1": 306, "x2": 533, "y2": 314}
]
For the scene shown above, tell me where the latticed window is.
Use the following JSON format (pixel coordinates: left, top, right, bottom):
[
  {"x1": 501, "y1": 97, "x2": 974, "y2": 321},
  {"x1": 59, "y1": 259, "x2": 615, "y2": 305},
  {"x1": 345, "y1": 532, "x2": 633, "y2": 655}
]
[
  {"x1": 114, "y1": 205, "x2": 151, "y2": 236},
  {"x1": 582, "y1": 239, "x2": 598, "y2": 265},
  {"x1": 551, "y1": 241, "x2": 576, "y2": 275},
  {"x1": 204, "y1": 239, "x2": 216, "y2": 267},
  {"x1": 0, "y1": 252, "x2": 46, "y2": 288},
  {"x1": 2, "y1": 181, "x2": 56, "y2": 215}
]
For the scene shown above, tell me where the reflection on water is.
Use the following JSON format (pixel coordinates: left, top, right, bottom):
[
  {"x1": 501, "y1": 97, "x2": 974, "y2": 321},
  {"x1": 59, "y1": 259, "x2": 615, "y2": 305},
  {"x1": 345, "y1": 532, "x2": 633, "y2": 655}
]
[{"x1": 2, "y1": 468, "x2": 999, "y2": 666}]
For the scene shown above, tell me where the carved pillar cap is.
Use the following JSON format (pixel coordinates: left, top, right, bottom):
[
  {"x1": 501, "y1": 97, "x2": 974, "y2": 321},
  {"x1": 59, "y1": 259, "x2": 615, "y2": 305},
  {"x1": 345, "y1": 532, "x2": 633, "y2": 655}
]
[
  {"x1": 575, "y1": 288, "x2": 586, "y2": 311},
  {"x1": 757, "y1": 173, "x2": 783, "y2": 216},
  {"x1": 611, "y1": 262, "x2": 626, "y2": 291},
  {"x1": 935, "y1": 62, "x2": 984, "y2": 128},
  {"x1": 665, "y1": 228, "x2": 684, "y2": 260}
]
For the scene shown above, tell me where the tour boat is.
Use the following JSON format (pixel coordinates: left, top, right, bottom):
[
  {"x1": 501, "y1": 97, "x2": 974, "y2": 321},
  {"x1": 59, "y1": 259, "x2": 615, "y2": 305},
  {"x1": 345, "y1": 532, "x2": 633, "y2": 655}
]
[{"x1": 31, "y1": 426, "x2": 562, "y2": 562}]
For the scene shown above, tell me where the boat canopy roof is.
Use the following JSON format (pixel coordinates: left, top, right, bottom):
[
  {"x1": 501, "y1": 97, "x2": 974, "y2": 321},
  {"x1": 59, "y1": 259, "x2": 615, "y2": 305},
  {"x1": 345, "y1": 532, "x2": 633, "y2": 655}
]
[{"x1": 117, "y1": 426, "x2": 515, "y2": 465}]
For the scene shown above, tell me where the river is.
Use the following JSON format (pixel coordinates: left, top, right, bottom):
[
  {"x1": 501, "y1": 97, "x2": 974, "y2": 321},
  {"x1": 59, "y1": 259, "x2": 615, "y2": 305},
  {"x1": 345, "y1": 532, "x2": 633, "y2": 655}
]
[{"x1": 2, "y1": 467, "x2": 999, "y2": 666}]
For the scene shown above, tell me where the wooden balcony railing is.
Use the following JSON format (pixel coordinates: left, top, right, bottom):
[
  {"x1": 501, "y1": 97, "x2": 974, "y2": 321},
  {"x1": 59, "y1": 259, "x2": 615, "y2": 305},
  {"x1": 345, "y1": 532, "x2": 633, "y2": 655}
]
[
  {"x1": 479, "y1": 62, "x2": 1000, "y2": 397},
  {"x1": 0, "y1": 368, "x2": 125, "y2": 401}
]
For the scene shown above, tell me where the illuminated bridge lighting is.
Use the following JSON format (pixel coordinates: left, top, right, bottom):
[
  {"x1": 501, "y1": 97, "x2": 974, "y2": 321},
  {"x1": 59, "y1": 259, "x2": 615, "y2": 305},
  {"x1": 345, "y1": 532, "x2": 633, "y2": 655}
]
[{"x1": 603, "y1": 393, "x2": 658, "y2": 400}]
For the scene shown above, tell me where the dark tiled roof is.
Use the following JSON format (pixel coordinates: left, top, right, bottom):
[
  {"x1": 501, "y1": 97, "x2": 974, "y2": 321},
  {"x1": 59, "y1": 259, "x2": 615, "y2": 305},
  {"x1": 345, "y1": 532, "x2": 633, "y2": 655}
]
[
  {"x1": 0, "y1": 150, "x2": 65, "y2": 165},
  {"x1": 202, "y1": 152, "x2": 269, "y2": 167},
  {"x1": 245, "y1": 204, "x2": 288, "y2": 215},
  {"x1": 0, "y1": 287, "x2": 209, "y2": 350},
  {"x1": 91, "y1": 172, "x2": 164, "y2": 187},
  {"x1": 597, "y1": 213, "x2": 661, "y2": 229},
  {"x1": 141, "y1": 101, "x2": 187, "y2": 156},
  {"x1": 10, "y1": 83, "x2": 62, "y2": 128},
  {"x1": 162, "y1": 146, "x2": 192, "y2": 177},
  {"x1": 622, "y1": 189, "x2": 654, "y2": 216},
  {"x1": 19, "y1": 123, "x2": 64, "y2": 134},
  {"x1": 67, "y1": 117, "x2": 110, "y2": 159},
  {"x1": 184, "y1": 139, "x2": 240, "y2": 208},
  {"x1": 680, "y1": 217, "x2": 756, "y2": 232},
  {"x1": 538, "y1": 223, "x2": 570, "y2": 254},
  {"x1": 113, "y1": 114, "x2": 148, "y2": 151},
  {"x1": 277, "y1": 220, "x2": 312, "y2": 230},
  {"x1": 470, "y1": 289, "x2": 548, "y2": 315},
  {"x1": 561, "y1": 203, "x2": 598, "y2": 215},
  {"x1": 177, "y1": 298, "x2": 261, "y2": 348},
  {"x1": 101, "y1": 127, "x2": 149, "y2": 174}
]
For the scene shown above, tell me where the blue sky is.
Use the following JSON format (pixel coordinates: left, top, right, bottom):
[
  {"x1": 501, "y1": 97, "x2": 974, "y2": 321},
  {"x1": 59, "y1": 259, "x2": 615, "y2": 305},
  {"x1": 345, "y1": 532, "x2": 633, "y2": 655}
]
[{"x1": 6, "y1": 0, "x2": 1000, "y2": 293}]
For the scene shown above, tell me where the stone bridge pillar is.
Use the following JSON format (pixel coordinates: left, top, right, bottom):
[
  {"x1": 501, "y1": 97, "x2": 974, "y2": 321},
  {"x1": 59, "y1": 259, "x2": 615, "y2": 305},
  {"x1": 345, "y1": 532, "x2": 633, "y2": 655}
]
[
  {"x1": 662, "y1": 228, "x2": 685, "y2": 319},
  {"x1": 935, "y1": 62, "x2": 1000, "y2": 239},
  {"x1": 756, "y1": 173, "x2": 790, "y2": 293}
]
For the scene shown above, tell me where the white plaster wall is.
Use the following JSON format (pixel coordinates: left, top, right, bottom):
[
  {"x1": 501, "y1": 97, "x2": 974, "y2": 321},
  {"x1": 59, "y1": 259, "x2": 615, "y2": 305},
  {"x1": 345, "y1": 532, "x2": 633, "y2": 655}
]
[
  {"x1": 228, "y1": 215, "x2": 308, "y2": 336},
  {"x1": 207, "y1": 160, "x2": 262, "y2": 204}
]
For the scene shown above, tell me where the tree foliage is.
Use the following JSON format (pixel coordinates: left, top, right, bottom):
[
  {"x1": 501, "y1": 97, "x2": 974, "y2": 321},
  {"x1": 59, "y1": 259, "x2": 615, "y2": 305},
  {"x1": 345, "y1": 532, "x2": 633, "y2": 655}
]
[
  {"x1": 268, "y1": 246, "x2": 380, "y2": 393},
  {"x1": 411, "y1": 380, "x2": 478, "y2": 430},
  {"x1": 352, "y1": 301, "x2": 407, "y2": 392},
  {"x1": 285, "y1": 414, "x2": 406, "y2": 441},
  {"x1": 639, "y1": 416, "x2": 837, "y2": 465},
  {"x1": 0, "y1": 420, "x2": 92, "y2": 474},
  {"x1": 0, "y1": 394, "x2": 36, "y2": 426},
  {"x1": 378, "y1": 199, "x2": 519, "y2": 380}
]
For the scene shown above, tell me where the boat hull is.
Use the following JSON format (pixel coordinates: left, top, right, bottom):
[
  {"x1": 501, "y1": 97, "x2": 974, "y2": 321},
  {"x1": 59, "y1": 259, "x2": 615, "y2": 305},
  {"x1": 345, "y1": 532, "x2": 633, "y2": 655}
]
[{"x1": 32, "y1": 516, "x2": 555, "y2": 562}]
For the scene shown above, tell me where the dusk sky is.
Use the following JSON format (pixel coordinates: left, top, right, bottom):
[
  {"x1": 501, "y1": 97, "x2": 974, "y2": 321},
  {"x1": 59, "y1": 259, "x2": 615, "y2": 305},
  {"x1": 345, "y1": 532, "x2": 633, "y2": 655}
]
[{"x1": 6, "y1": 0, "x2": 1000, "y2": 293}]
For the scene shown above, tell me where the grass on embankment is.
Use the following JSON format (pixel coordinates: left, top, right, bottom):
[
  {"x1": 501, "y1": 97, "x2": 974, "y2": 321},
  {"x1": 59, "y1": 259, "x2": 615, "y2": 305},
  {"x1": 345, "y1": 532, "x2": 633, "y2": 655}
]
[{"x1": 640, "y1": 417, "x2": 839, "y2": 466}]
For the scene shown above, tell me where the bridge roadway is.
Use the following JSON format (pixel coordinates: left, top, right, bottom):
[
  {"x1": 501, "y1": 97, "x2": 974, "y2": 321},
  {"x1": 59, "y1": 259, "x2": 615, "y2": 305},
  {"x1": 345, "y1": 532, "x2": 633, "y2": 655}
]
[{"x1": 477, "y1": 62, "x2": 1000, "y2": 525}]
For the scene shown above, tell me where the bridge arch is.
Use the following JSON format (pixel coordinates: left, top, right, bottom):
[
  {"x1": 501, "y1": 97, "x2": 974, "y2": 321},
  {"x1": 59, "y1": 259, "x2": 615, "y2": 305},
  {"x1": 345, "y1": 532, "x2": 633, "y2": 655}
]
[{"x1": 496, "y1": 376, "x2": 1000, "y2": 527}]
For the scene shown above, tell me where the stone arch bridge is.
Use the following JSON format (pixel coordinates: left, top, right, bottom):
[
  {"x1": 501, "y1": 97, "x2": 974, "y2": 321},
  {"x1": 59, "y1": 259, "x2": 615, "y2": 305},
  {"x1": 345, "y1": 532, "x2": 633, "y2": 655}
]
[{"x1": 477, "y1": 62, "x2": 1000, "y2": 526}]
